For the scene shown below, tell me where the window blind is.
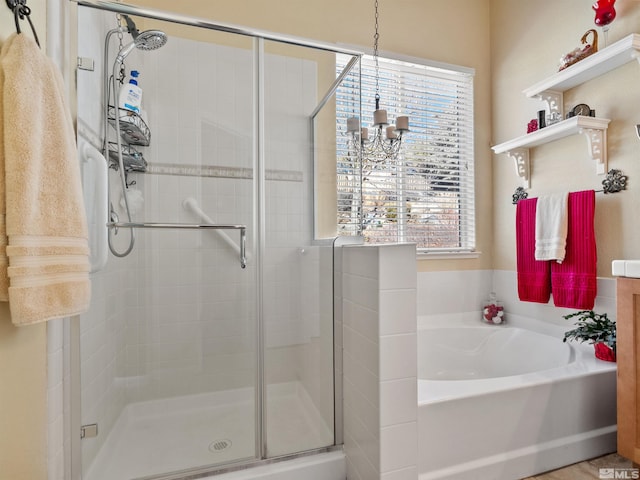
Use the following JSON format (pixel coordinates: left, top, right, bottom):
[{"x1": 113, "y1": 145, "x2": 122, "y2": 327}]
[{"x1": 336, "y1": 54, "x2": 476, "y2": 253}]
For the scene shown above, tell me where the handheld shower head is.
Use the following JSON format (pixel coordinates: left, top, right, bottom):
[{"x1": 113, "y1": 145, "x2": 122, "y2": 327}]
[
  {"x1": 115, "y1": 15, "x2": 168, "y2": 63},
  {"x1": 134, "y1": 30, "x2": 167, "y2": 51}
]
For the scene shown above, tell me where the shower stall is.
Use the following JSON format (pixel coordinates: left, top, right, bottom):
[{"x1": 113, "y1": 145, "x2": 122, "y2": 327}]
[{"x1": 74, "y1": 1, "x2": 362, "y2": 479}]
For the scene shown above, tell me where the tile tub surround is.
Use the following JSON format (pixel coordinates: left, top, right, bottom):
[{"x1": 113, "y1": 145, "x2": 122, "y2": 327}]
[
  {"x1": 342, "y1": 243, "x2": 418, "y2": 480},
  {"x1": 491, "y1": 269, "x2": 616, "y2": 325},
  {"x1": 417, "y1": 269, "x2": 616, "y2": 325}
]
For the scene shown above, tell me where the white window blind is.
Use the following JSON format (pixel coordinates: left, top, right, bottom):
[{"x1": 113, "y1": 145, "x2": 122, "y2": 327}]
[{"x1": 336, "y1": 54, "x2": 476, "y2": 253}]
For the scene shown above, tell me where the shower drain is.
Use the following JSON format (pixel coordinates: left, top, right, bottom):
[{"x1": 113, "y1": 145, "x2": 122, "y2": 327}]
[{"x1": 209, "y1": 438, "x2": 232, "y2": 453}]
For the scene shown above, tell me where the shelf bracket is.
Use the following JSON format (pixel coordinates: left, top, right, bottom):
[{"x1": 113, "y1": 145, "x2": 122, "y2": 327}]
[
  {"x1": 535, "y1": 90, "x2": 563, "y2": 118},
  {"x1": 506, "y1": 148, "x2": 530, "y2": 189},
  {"x1": 579, "y1": 126, "x2": 607, "y2": 174}
]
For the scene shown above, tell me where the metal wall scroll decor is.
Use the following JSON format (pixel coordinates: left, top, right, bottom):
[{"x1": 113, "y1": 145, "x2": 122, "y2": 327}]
[
  {"x1": 601, "y1": 168, "x2": 627, "y2": 194},
  {"x1": 512, "y1": 186, "x2": 529, "y2": 205}
]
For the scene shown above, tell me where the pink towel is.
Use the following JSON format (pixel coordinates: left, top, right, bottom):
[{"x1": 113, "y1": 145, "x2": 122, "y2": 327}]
[
  {"x1": 551, "y1": 190, "x2": 597, "y2": 309},
  {"x1": 516, "y1": 197, "x2": 551, "y2": 303}
]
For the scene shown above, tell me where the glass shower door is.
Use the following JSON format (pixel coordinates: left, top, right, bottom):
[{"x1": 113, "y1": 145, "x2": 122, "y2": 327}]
[
  {"x1": 77, "y1": 7, "x2": 259, "y2": 479},
  {"x1": 261, "y1": 40, "x2": 339, "y2": 458},
  {"x1": 77, "y1": 3, "x2": 362, "y2": 478}
]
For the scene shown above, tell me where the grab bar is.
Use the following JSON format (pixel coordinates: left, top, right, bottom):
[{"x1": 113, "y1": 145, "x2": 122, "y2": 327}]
[
  {"x1": 182, "y1": 197, "x2": 250, "y2": 263},
  {"x1": 107, "y1": 221, "x2": 247, "y2": 268}
]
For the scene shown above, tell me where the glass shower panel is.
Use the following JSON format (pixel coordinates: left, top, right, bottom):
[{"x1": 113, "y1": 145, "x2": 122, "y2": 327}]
[
  {"x1": 312, "y1": 54, "x2": 362, "y2": 450},
  {"x1": 261, "y1": 40, "x2": 340, "y2": 458},
  {"x1": 78, "y1": 7, "x2": 258, "y2": 480}
]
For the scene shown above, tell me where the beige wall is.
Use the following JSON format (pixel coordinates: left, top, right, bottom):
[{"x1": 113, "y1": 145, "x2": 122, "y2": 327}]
[
  {"x1": 11, "y1": 0, "x2": 619, "y2": 476},
  {"x1": 0, "y1": 3, "x2": 49, "y2": 480},
  {"x1": 491, "y1": 0, "x2": 640, "y2": 277},
  {"x1": 130, "y1": 0, "x2": 494, "y2": 272}
]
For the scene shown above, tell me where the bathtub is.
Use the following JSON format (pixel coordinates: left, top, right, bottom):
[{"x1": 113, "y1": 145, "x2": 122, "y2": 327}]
[{"x1": 417, "y1": 314, "x2": 617, "y2": 480}]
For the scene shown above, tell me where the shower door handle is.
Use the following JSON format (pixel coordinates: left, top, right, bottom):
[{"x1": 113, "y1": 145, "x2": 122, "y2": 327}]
[{"x1": 107, "y1": 222, "x2": 247, "y2": 268}]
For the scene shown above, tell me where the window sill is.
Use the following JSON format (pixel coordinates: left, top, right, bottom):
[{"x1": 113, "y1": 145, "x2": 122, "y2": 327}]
[{"x1": 417, "y1": 251, "x2": 482, "y2": 260}]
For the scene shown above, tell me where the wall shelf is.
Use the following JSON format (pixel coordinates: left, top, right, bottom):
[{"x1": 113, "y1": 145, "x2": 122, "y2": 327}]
[
  {"x1": 524, "y1": 33, "x2": 640, "y2": 98},
  {"x1": 522, "y1": 33, "x2": 640, "y2": 118},
  {"x1": 492, "y1": 115, "x2": 610, "y2": 188}
]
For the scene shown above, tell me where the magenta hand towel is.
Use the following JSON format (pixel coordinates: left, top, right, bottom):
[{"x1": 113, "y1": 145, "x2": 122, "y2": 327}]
[
  {"x1": 516, "y1": 197, "x2": 551, "y2": 303},
  {"x1": 551, "y1": 190, "x2": 597, "y2": 309}
]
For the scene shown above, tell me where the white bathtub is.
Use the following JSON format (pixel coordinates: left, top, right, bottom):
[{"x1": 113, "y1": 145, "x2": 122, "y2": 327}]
[{"x1": 418, "y1": 314, "x2": 617, "y2": 480}]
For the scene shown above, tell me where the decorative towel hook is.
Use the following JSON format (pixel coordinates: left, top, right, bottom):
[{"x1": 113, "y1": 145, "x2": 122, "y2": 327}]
[
  {"x1": 601, "y1": 168, "x2": 627, "y2": 194},
  {"x1": 5, "y1": 0, "x2": 24, "y2": 8},
  {"x1": 512, "y1": 186, "x2": 529, "y2": 204},
  {"x1": 5, "y1": 0, "x2": 40, "y2": 48}
]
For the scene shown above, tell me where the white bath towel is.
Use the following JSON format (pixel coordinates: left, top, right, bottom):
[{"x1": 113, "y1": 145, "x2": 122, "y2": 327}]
[
  {"x1": 1, "y1": 33, "x2": 91, "y2": 325},
  {"x1": 535, "y1": 192, "x2": 569, "y2": 263}
]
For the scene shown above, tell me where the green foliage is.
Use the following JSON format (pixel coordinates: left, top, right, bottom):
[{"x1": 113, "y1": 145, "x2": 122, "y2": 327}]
[{"x1": 562, "y1": 310, "x2": 616, "y2": 352}]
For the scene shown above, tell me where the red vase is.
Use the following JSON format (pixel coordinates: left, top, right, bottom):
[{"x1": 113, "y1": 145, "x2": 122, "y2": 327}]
[
  {"x1": 594, "y1": 342, "x2": 616, "y2": 362},
  {"x1": 592, "y1": 0, "x2": 616, "y2": 27}
]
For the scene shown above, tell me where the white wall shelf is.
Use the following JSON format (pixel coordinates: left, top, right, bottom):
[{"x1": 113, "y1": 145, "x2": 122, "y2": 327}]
[
  {"x1": 492, "y1": 115, "x2": 610, "y2": 188},
  {"x1": 521, "y1": 33, "x2": 640, "y2": 119},
  {"x1": 524, "y1": 33, "x2": 640, "y2": 99}
]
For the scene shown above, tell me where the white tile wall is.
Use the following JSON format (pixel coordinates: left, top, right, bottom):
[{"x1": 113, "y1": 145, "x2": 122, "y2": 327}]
[
  {"x1": 492, "y1": 269, "x2": 616, "y2": 325},
  {"x1": 417, "y1": 269, "x2": 616, "y2": 326},
  {"x1": 416, "y1": 269, "x2": 492, "y2": 316},
  {"x1": 342, "y1": 244, "x2": 417, "y2": 480},
  {"x1": 380, "y1": 422, "x2": 418, "y2": 473}
]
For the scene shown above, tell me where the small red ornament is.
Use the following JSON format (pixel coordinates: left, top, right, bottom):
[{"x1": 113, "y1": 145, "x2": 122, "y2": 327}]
[{"x1": 592, "y1": 0, "x2": 616, "y2": 28}]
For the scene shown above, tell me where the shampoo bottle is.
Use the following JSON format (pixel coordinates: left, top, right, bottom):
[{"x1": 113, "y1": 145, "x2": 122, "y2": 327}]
[{"x1": 119, "y1": 70, "x2": 143, "y2": 114}]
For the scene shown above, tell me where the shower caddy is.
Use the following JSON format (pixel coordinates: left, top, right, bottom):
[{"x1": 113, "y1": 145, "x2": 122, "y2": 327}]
[{"x1": 107, "y1": 105, "x2": 149, "y2": 172}]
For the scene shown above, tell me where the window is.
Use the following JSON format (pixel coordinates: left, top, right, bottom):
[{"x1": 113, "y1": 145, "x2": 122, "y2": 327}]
[{"x1": 336, "y1": 54, "x2": 475, "y2": 253}]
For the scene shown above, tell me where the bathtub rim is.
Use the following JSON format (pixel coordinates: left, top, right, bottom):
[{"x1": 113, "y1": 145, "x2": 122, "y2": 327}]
[{"x1": 417, "y1": 312, "x2": 616, "y2": 406}]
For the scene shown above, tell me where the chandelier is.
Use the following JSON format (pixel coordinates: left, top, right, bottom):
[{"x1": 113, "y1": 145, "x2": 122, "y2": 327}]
[{"x1": 346, "y1": 0, "x2": 409, "y2": 160}]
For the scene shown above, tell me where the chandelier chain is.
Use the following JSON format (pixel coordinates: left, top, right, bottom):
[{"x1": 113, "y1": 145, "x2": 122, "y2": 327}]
[{"x1": 374, "y1": 0, "x2": 380, "y2": 103}]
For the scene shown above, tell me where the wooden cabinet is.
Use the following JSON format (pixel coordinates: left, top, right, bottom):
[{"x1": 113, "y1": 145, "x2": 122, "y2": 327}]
[{"x1": 616, "y1": 277, "x2": 640, "y2": 463}]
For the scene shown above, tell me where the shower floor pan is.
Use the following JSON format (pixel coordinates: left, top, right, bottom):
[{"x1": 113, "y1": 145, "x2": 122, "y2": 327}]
[{"x1": 84, "y1": 381, "x2": 333, "y2": 480}]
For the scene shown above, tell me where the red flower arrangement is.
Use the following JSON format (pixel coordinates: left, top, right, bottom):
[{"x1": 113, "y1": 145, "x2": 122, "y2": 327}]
[{"x1": 563, "y1": 310, "x2": 616, "y2": 362}]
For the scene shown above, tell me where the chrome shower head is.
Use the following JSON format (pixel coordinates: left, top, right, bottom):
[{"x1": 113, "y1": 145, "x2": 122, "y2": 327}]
[
  {"x1": 133, "y1": 30, "x2": 167, "y2": 51},
  {"x1": 115, "y1": 15, "x2": 167, "y2": 63}
]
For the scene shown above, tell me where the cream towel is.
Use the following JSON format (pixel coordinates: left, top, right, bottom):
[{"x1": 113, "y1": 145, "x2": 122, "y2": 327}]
[
  {"x1": 0, "y1": 35, "x2": 17, "y2": 301},
  {"x1": 1, "y1": 33, "x2": 90, "y2": 325},
  {"x1": 535, "y1": 192, "x2": 569, "y2": 263}
]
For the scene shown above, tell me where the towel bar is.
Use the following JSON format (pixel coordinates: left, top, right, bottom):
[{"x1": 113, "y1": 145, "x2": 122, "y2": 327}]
[
  {"x1": 107, "y1": 222, "x2": 247, "y2": 268},
  {"x1": 511, "y1": 168, "x2": 628, "y2": 204}
]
